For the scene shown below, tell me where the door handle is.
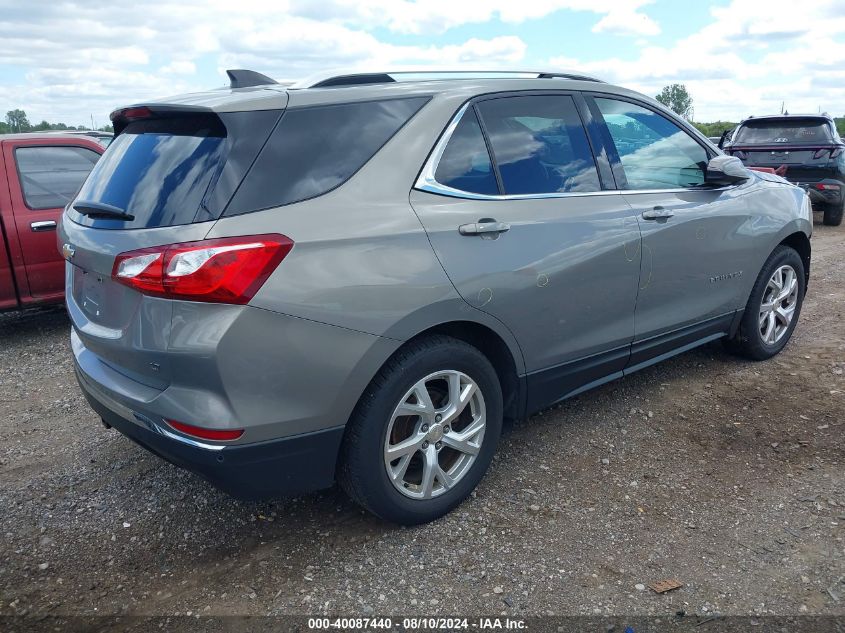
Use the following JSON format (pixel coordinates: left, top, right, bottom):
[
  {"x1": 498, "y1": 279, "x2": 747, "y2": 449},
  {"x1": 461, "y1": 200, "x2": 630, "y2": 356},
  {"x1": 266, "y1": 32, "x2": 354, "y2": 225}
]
[
  {"x1": 459, "y1": 219, "x2": 511, "y2": 236},
  {"x1": 641, "y1": 207, "x2": 674, "y2": 221},
  {"x1": 30, "y1": 220, "x2": 57, "y2": 232}
]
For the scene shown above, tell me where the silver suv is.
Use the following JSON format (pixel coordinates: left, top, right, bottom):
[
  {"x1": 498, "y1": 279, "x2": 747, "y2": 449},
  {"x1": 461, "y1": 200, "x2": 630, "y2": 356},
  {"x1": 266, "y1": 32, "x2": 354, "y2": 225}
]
[{"x1": 61, "y1": 69, "x2": 812, "y2": 524}]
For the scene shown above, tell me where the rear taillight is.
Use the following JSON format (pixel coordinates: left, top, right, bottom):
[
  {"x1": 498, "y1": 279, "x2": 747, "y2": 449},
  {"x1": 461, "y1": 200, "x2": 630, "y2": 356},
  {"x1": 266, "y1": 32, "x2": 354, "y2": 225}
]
[
  {"x1": 832, "y1": 148, "x2": 843, "y2": 158},
  {"x1": 813, "y1": 149, "x2": 830, "y2": 159},
  {"x1": 815, "y1": 183, "x2": 841, "y2": 191},
  {"x1": 166, "y1": 419, "x2": 244, "y2": 441},
  {"x1": 112, "y1": 234, "x2": 293, "y2": 304}
]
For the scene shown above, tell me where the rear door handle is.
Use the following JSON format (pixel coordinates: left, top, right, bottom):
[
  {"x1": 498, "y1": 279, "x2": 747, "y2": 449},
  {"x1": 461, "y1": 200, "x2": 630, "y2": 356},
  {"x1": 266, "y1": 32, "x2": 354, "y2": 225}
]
[
  {"x1": 459, "y1": 219, "x2": 511, "y2": 236},
  {"x1": 641, "y1": 207, "x2": 674, "y2": 221},
  {"x1": 30, "y1": 220, "x2": 57, "y2": 232}
]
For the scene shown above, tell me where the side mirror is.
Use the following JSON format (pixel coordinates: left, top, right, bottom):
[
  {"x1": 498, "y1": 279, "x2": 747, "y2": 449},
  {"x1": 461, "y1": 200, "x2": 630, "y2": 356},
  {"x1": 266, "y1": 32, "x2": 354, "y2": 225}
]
[
  {"x1": 705, "y1": 155, "x2": 749, "y2": 186},
  {"x1": 717, "y1": 129, "x2": 731, "y2": 149}
]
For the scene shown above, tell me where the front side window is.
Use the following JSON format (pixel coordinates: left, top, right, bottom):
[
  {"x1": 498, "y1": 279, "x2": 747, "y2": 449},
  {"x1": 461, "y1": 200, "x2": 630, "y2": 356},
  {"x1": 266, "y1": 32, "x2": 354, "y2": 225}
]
[
  {"x1": 594, "y1": 98, "x2": 708, "y2": 190},
  {"x1": 16, "y1": 145, "x2": 100, "y2": 209},
  {"x1": 476, "y1": 95, "x2": 601, "y2": 195}
]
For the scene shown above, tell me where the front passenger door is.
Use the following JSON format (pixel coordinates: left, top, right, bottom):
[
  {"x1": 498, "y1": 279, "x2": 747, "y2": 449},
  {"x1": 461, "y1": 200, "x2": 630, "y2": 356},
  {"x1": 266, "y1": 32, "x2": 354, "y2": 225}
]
[{"x1": 589, "y1": 96, "x2": 754, "y2": 363}]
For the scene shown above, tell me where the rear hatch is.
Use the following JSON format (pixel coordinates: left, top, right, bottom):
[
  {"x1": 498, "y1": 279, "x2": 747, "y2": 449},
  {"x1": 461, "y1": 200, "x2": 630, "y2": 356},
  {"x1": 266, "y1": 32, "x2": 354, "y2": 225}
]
[
  {"x1": 62, "y1": 103, "x2": 285, "y2": 389},
  {"x1": 728, "y1": 117, "x2": 843, "y2": 183}
]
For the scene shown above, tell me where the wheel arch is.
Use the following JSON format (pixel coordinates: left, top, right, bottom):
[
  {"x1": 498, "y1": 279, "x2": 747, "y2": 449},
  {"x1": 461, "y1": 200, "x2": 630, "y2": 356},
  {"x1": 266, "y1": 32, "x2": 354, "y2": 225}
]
[
  {"x1": 403, "y1": 320, "x2": 525, "y2": 424},
  {"x1": 778, "y1": 230, "x2": 811, "y2": 292}
]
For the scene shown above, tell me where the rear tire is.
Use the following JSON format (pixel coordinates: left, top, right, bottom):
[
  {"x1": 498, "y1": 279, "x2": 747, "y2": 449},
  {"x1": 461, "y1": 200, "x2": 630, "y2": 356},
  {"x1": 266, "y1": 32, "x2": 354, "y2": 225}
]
[
  {"x1": 338, "y1": 335, "x2": 503, "y2": 525},
  {"x1": 724, "y1": 245, "x2": 805, "y2": 360},
  {"x1": 822, "y1": 200, "x2": 844, "y2": 226}
]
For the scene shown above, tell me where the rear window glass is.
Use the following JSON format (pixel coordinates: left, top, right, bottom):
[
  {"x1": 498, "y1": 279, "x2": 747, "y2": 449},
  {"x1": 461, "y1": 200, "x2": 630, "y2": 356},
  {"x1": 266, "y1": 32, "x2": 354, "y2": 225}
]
[
  {"x1": 73, "y1": 115, "x2": 227, "y2": 228},
  {"x1": 225, "y1": 97, "x2": 428, "y2": 215},
  {"x1": 69, "y1": 111, "x2": 281, "y2": 229},
  {"x1": 434, "y1": 108, "x2": 498, "y2": 195},
  {"x1": 734, "y1": 119, "x2": 832, "y2": 145},
  {"x1": 16, "y1": 146, "x2": 100, "y2": 209}
]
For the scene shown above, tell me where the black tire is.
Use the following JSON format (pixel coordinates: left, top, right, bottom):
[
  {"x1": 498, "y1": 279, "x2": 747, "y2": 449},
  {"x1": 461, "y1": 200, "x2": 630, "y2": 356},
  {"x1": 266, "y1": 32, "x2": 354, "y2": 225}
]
[
  {"x1": 822, "y1": 200, "x2": 844, "y2": 226},
  {"x1": 724, "y1": 245, "x2": 805, "y2": 360},
  {"x1": 338, "y1": 335, "x2": 503, "y2": 525}
]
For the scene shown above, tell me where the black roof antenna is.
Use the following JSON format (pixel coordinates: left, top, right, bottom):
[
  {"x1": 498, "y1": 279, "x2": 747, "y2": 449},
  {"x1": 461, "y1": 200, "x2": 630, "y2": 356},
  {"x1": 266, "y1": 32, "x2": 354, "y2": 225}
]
[{"x1": 226, "y1": 69, "x2": 278, "y2": 89}]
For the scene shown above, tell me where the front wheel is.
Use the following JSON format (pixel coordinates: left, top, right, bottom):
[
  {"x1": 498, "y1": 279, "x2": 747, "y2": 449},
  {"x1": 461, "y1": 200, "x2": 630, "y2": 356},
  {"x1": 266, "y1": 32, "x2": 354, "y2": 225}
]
[
  {"x1": 725, "y1": 245, "x2": 805, "y2": 360},
  {"x1": 338, "y1": 336, "x2": 503, "y2": 525}
]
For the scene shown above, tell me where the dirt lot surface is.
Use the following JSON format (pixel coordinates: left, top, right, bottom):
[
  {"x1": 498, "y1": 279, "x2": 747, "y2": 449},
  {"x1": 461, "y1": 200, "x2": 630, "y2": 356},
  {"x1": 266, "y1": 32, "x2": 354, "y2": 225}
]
[{"x1": 1, "y1": 220, "x2": 843, "y2": 627}]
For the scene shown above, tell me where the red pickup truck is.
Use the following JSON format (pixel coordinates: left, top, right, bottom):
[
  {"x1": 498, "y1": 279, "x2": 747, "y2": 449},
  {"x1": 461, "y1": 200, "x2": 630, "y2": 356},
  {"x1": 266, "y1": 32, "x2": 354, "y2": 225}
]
[{"x1": 0, "y1": 134, "x2": 104, "y2": 311}]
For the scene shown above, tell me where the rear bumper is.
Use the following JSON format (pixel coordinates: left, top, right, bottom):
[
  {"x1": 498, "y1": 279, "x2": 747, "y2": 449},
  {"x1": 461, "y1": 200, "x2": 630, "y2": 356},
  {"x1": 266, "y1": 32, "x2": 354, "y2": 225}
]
[
  {"x1": 793, "y1": 178, "x2": 844, "y2": 208},
  {"x1": 77, "y1": 364, "x2": 345, "y2": 499}
]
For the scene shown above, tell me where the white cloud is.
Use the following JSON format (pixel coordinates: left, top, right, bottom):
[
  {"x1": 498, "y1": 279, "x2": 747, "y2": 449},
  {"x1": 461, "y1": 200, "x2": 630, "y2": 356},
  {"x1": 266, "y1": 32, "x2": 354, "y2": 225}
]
[
  {"x1": 0, "y1": 0, "x2": 842, "y2": 124},
  {"x1": 287, "y1": 0, "x2": 659, "y2": 35},
  {"x1": 551, "y1": 0, "x2": 845, "y2": 120},
  {"x1": 592, "y1": 9, "x2": 660, "y2": 37},
  {"x1": 161, "y1": 61, "x2": 197, "y2": 75}
]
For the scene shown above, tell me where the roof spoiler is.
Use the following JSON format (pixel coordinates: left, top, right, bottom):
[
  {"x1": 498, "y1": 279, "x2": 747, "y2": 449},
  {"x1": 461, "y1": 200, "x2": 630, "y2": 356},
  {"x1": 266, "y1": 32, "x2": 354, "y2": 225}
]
[{"x1": 226, "y1": 69, "x2": 278, "y2": 89}]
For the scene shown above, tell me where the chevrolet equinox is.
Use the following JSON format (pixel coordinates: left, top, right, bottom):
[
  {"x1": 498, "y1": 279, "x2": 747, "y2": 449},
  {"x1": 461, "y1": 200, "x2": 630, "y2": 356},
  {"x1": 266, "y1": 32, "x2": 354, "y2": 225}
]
[{"x1": 61, "y1": 69, "x2": 813, "y2": 524}]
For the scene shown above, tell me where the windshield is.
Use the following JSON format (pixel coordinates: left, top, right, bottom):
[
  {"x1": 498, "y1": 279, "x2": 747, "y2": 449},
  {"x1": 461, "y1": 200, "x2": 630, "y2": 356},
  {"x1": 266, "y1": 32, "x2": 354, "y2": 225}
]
[{"x1": 734, "y1": 119, "x2": 832, "y2": 145}]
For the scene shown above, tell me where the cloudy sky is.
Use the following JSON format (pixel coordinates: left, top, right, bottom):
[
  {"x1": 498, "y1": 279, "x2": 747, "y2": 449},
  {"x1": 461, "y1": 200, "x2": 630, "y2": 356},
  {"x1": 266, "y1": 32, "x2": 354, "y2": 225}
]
[{"x1": 1, "y1": 0, "x2": 843, "y2": 126}]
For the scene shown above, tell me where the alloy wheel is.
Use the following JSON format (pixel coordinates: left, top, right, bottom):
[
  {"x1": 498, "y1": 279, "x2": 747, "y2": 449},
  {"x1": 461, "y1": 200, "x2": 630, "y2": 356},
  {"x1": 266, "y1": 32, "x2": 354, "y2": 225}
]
[
  {"x1": 383, "y1": 370, "x2": 486, "y2": 499},
  {"x1": 759, "y1": 264, "x2": 799, "y2": 345}
]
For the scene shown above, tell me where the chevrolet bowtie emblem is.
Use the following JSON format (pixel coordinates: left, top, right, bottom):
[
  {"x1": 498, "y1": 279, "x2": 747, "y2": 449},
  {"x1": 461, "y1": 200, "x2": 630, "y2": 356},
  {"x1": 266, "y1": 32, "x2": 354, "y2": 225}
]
[{"x1": 61, "y1": 243, "x2": 76, "y2": 260}]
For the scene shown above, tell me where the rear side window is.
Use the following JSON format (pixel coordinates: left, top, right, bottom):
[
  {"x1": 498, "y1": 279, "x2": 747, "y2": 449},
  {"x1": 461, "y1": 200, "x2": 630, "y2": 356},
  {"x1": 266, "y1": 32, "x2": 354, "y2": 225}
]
[
  {"x1": 476, "y1": 95, "x2": 601, "y2": 195},
  {"x1": 434, "y1": 108, "x2": 498, "y2": 195},
  {"x1": 594, "y1": 98, "x2": 708, "y2": 190},
  {"x1": 15, "y1": 146, "x2": 100, "y2": 209},
  {"x1": 225, "y1": 97, "x2": 429, "y2": 215},
  {"x1": 734, "y1": 119, "x2": 832, "y2": 145}
]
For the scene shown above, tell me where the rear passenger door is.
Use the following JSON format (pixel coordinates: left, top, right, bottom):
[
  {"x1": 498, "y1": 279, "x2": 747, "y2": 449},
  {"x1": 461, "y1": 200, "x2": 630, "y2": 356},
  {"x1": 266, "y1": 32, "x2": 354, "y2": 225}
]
[
  {"x1": 2, "y1": 140, "x2": 101, "y2": 298},
  {"x1": 410, "y1": 93, "x2": 642, "y2": 412},
  {"x1": 587, "y1": 95, "x2": 754, "y2": 364}
]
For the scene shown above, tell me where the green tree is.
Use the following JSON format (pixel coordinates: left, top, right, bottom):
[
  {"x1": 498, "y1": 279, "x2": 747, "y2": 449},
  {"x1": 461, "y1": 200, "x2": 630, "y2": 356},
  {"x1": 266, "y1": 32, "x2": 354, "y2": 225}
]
[
  {"x1": 655, "y1": 84, "x2": 693, "y2": 120},
  {"x1": 692, "y1": 120, "x2": 738, "y2": 138},
  {"x1": 5, "y1": 109, "x2": 31, "y2": 132}
]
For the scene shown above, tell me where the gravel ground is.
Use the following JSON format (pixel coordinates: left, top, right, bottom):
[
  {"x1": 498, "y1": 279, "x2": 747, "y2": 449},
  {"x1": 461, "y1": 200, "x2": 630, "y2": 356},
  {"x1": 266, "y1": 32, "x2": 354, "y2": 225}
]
[{"x1": 1, "y1": 219, "x2": 843, "y2": 626}]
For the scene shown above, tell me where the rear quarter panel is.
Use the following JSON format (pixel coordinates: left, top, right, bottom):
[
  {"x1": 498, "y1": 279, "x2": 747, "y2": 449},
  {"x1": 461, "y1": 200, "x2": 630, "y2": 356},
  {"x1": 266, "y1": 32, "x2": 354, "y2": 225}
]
[{"x1": 205, "y1": 91, "x2": 528, "y2": 377}]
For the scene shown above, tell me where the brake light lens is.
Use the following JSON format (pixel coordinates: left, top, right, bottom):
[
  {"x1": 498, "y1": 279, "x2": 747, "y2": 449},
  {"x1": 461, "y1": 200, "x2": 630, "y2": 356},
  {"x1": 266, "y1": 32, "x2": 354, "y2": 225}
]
[
  {"x1": 813, "y1": 149, "x2": 830, "y2": 159},
  {"x1": 815, "y1": 183, "x2": 841, "y2": 191},
  {"x1": 112, "y1": 234, "x2": 293, "y2": 304},
  {"x1": 832, "y1": 148, "x2": 843, "y2": 158},
  {"x1": 166, "y1": 419, "x2": 244, "y2": 441},
  {"x1": 110, "y1": 106, "x2": 153, "y2": 123}
]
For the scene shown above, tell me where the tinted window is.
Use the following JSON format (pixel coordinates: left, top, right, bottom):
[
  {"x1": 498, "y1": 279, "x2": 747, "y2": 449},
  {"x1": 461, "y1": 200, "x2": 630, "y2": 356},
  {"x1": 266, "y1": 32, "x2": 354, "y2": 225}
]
[
  {"x1": 15, "y1": 146, "x2": 100, "y2": 209},
  {"x1": 476, "y1": 95, "x2": 600, "y2": 194},
  {"x1": 595, "y1": 98, "x2": 707, "y2": 189},
  {"x1": 74, "y1": 114, "x2": 227, "y2": 228},
  {"x1": 70, "y1": 111, "x2": 281, "y2": 229},
  {"x1": 434, "y1": 108, "x2": 498, "y2": 195},
  {"x1": 734, "y1": 119, "x2": 832, "y2": 145},
  {"x1": 226, "y1": 97, "x2": 428, "y2": 215}
]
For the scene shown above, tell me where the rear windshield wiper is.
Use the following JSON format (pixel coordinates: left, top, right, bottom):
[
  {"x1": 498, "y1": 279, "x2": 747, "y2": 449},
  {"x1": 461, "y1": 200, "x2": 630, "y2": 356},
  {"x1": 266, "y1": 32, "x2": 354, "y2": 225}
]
[{"x1": 72, "y1": 201, "x2": 135, "y2": 221}]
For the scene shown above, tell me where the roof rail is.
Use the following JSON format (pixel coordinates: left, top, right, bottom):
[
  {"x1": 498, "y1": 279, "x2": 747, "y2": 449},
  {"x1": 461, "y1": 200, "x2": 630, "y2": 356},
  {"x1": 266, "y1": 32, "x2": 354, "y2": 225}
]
[
  {"x1": 289, "y1": 69, "x2": 605, "y2": 89},
  {"x1": 226, "y1": 69, "x2": 278, "y2": 89}
]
